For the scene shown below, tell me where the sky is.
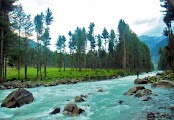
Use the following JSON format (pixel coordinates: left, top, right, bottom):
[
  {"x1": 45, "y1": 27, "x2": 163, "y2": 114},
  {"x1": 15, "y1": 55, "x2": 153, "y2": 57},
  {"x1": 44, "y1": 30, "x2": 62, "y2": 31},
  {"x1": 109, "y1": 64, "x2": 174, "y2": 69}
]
[{"x1": 17, "y1": 0, "x2": 165, "y2": 51}]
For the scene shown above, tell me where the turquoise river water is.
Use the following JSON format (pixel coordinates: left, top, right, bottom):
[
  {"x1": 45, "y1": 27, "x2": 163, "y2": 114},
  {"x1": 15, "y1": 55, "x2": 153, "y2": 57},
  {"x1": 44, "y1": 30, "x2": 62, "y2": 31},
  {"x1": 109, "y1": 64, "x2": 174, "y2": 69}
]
[{"x1": 0, "y1": 71, "x2": 174, "y2": 120}]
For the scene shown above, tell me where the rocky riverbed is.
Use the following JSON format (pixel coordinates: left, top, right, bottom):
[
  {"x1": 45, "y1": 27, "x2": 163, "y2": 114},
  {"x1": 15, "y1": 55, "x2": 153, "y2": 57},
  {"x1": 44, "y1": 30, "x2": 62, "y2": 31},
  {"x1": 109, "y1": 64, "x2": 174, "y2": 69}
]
[
  {"x1": 0, "y1": 71, "x2": 174, "y2": 120},
  {"x1": 0, "y1": 75, "x2": 122, "y2": 90}
]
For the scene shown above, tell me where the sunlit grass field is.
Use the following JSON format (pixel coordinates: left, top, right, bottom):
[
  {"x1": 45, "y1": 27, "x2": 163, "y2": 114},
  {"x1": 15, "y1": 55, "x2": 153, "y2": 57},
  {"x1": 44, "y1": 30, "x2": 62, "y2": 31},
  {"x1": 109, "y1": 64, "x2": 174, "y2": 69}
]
[{"x1": 6, "y1": 67, "x2": 129, "y2": 81}]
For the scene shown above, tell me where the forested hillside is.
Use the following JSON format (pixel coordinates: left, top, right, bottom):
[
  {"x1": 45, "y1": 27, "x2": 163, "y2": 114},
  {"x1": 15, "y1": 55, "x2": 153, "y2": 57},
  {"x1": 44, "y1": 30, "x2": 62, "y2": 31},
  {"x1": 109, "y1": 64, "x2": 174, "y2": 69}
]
[{"x1": 0, "y1": 1, "x2": 153, "y2": 81}]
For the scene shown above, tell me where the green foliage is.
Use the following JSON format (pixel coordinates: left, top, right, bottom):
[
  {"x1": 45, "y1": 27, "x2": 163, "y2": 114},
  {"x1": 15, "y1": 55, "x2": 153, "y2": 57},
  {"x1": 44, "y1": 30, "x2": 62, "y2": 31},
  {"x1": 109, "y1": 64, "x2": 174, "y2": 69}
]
[
  {"x1": 87, "y1": 22, "x2": 95, "y2": 49},
  {"x1": 34, "y1": 13, "x2": 44, "y2": 35},
  {"x1": 102, "y1": 27, "x2": 109, "y2": 51},
  {"x1": 115, "y1": 19, "x2": 153, "y2": 72},
  {"x1": 158, "y1": 47, "x2": 170, "y2": 70},
  {"x1": 56, "y1": 35, "x2": 66, "y2": 52},
  {"x1": 160, "y1": 0, "x2": 174, "y2": 71},
  {"x1": 45, "y1": 8, "x2": 53, "y2": 26},
  {"x1": 41, "y1": 28, "x2": 51, "y2": 46}
]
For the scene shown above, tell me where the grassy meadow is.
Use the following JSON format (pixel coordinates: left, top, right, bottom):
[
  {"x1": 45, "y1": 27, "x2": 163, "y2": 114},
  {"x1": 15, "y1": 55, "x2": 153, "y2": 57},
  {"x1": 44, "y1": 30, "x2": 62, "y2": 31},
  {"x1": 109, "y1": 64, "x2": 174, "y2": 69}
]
[{"x1": 6, "y1": 67, "x2": 129, "y2": 82}]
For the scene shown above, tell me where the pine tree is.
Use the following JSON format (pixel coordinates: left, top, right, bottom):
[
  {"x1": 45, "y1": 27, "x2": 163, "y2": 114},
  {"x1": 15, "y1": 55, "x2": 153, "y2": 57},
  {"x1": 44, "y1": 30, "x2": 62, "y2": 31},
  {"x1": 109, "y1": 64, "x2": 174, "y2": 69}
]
[
  {"x1": 43, "y1": 8, "x2": 53, "y2": 78},
  {"x1": 160, "y1": 0, "x2": 174, "y2": 71},
  {"x1": 56, "y1": 35, "x2": 66, "y2": 72},
  {"x1": 23, "y1": 14, "x2": 34, "y2": 80},
  {"x1": 108, "y1": 29, "x2": 115, "y2": 68},
  {"x1": 87, "y1": 22, "x2": 95, "y2": 70},
  {"x1": 34, "y1": 12, "x2": 44, "y2": 80},
  {"x1": 102, "y1": 27, "x2": 109, "y2": 68}
]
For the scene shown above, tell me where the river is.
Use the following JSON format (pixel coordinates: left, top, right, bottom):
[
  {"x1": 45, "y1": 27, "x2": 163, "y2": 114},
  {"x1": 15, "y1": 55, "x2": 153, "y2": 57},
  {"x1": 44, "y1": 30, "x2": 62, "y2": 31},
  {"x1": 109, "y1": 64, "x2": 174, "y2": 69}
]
[{"x1": 0, "y1": 71, "x2": 174, "y2": 120}]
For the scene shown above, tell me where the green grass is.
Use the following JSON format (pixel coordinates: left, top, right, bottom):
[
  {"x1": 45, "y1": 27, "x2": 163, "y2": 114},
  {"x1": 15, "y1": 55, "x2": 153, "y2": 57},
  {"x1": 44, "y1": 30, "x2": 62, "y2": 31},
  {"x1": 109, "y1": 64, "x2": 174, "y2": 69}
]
[{"x1": 6, "y1": 67, "x2": 129, "y2": 82}]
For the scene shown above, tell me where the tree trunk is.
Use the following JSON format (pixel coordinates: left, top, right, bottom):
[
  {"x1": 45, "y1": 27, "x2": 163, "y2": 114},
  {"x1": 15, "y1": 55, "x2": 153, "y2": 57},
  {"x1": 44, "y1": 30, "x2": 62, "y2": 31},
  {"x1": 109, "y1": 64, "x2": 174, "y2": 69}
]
[
  {"x1": 63, "y1": 54, "x2": 65, "y2": 71},
  {"x1": 4, "y1": 54, "x2": 7, "y2": 79},
  {"x1": 36, "y1": 33, "x2": 39, "y2": 79},
  {"x1": 17, "y1": 30, "x2": 21, "y2": 80},
  {"x1": 44, "y1": 46, "x2": 47, "y2": 78},
  {"x1": 0, "y1": 29, "x2": 4, "y2": 80},
  {"x1": 105, "y1": 39, "x2": 107, "y2": 69},
  {"x1": 39, "y1": 44, "x2": 42, "y2": 80},
  {"x1": 93, "y1": 50, "x2": 95, "y2": 70},
  {"x1": 84, "y1": 53, "x2": 86, "y2": 70},
  {"x1": 24, "y1": 37, "x2": 28, "y2": 80},
  {"x1": 123, "y1": 36, "x2": 126, "y2": 70}
]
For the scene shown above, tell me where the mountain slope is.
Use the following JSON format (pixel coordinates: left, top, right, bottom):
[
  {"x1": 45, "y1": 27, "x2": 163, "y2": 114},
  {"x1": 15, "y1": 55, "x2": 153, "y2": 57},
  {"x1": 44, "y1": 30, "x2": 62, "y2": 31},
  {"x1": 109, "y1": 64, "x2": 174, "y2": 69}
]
[{"x1": 139, "y1": 35, "x2": 167, "y2": 68}]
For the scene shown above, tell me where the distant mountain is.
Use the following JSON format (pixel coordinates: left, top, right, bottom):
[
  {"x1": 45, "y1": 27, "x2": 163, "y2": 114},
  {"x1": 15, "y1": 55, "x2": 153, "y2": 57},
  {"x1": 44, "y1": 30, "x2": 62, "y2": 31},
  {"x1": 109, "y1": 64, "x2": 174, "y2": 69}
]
[
  {"x1": 28, "y1": 40, "x2": 37, "y2": 48},
  {"x1": 139, "y1": 35, "x2": 167, "y2": 68}
]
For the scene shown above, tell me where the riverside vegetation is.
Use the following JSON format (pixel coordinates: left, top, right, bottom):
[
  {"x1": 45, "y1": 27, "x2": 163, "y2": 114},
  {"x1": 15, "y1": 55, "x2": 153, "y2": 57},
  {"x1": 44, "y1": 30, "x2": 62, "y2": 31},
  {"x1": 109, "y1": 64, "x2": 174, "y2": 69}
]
[{"x1": 0, "y1": 68, "x2": 131, "y2": 89}]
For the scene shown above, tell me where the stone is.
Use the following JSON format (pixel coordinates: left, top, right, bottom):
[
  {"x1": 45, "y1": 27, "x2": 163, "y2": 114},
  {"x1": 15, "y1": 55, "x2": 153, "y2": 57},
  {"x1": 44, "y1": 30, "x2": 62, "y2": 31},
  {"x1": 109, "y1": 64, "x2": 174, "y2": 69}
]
[
  {"x1": 0, "y1": 85, "x2": 6, "y2": 90},
  {"x1": 63, "y1": 103, "x2": 85, "y2": 116},
  {"x1": 118, "y1": 100, "x2": 124, "y2": 105},
  {"x1": 147, "y1": 112, "x2": 155, "y2": 120},
  {"x1": 75, "y1": 96, "x2": 84, "y2": 102},
  {"x1": 141, "y1": 96, "x2": 152, "y2": 101},
  {"x1": 143, "y1": 89, "x2": 152, "y2": 95},
  {"x1": 80, "y1": 94, "x2": 87, "y2": 98},
  {"x1": 134, "y1": 78, "x2": 148, "y2": 84},
  {"x1": 98, "y1": 88, "x2": 103, "y2": 92},
  {"x1": 50, "y1": 108, "x2": 61, "y2": 115},
  {"x1": 134, "y1": 92, "x2": 144, "y2": 98},
  {"x1": 125, "y1": 86, "x2": 145, "y2": 95},
  {"x1": 171, "y1": 106, "x2": 174, "y2": 110},
  {"x1": 1, "y1": 88, "x2": 34, "y2": 108},
  {"x1": 151, "y1": 80, "x2": 174, "y2": 88}
]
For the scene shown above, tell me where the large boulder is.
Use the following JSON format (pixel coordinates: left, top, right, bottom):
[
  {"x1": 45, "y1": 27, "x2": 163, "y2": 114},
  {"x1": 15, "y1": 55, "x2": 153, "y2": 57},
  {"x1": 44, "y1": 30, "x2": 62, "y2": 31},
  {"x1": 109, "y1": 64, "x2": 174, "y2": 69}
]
[
  {"x1": 134, "y1": 88, "x2": 152, "y2": 98},
  {"x1": 134, "y1": 78, "x2": 148, "y2": 84},
  {"x1": 63, "y1": 103, "x2": 85, "y2": 116},
  {"x1": 1, "y1": 88, "x2": 34, "y2": 108},
  {"x1": 124, "y1": 86, "x2": 145, "y2": 95},
  {"x1": 151, "y1": 80, "x2": 174, "y2": 88}
]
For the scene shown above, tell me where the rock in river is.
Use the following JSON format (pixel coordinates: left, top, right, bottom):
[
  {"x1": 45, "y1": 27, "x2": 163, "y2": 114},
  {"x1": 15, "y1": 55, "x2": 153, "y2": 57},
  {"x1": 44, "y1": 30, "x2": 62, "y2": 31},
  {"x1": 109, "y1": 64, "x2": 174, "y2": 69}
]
[
  {"x1": 63, "y1": 103, "x2": 85, "y2": 116},
  {"x1": 124, "y1": 86, "x2": 145, "y2": 95},
  {"x1": 151, "y1": 80, "x2": 174, "y2": 88},
  {"x1": 134, "y1": 78, "x2": 148, "y2": 84},
  {"x1": 50, "y1": 107, "x2": 61, "y2": 115},
  {"x1": 75, "y1": 96, "x2": 84, "y2": 102},
  {"x1": 1, "y1": 88, "x2": 34, "y2": 108}
]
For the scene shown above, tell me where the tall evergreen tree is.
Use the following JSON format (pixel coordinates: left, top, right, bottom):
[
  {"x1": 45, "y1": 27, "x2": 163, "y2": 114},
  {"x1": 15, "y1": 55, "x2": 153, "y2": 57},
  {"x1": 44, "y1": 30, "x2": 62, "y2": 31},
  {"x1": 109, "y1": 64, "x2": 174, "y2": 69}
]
[
  {"x1": 108, "y1": 29, "x2": 115, "y2": 68},
  {"x1": 87, "y1": 22, "x2": 95, "y2": 70},
  {"x1": 97, "y1": 34, "x2": 102, "y2": 69},
  {"x1": 0, "y1": 0, "x2": 17, "y2": 80},
  {"x1": 101, "y1": 27, "x2": 109, "y2": 68},
  {"x1": 160, "y1": 0, "x2": 174, "y2": 71},
  {"x1": 56, "y1": 35, "x2": 66, "y2": 71},
  {"x1": 34, "y1": 12, "x2": 44, "y2": 80},
  {"x1": 10, "y1": 4, "x2": 26, "y2": 80},
  {"x1": 116, "y1": 19, "x2": 153, "y2": 71},
  {"x1": 68, "y1": 31, "x2": 76, "y2": 70},
  {"x1": 118, "y1": 19, "x2": 129, "y2": 70},
  {"x1": 43, "y1": 8, "x2": 53, "y2": 78},
  {"x1": 23, "y1": 14, "x2": 34, "y2": 80}
]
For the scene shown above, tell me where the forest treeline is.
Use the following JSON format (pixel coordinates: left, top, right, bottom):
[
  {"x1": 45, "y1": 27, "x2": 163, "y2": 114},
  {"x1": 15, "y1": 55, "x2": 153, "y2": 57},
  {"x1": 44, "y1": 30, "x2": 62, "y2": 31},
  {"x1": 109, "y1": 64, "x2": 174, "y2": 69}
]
[
  {"x1": 158, "y1": 0, "x2": 174, "y2": 71},
  {"x1": 0, "y1": 0, "x2": 153, "y2": 81}
]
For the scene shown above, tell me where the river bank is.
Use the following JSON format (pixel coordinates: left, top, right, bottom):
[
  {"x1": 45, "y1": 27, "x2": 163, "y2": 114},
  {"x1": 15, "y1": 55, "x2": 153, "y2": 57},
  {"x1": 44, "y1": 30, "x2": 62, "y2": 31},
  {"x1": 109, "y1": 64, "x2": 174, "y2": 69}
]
[
  {"x1": 1, "y1": 68, "x2": 133, "y2": 90},
  {"x1": 0, "y1": 74, "x2": 124, "y2": 90},
  {"x1": 1, "y1": 70, "x2": 173, "y2": 90}
]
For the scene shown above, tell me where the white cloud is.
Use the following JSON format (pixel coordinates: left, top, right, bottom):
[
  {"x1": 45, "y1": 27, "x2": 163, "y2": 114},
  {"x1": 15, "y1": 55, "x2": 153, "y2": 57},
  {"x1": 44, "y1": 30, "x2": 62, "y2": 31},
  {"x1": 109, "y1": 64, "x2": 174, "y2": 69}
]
[{"x1": 18, "y1": 0, "x2": 164, "y2": 51}]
